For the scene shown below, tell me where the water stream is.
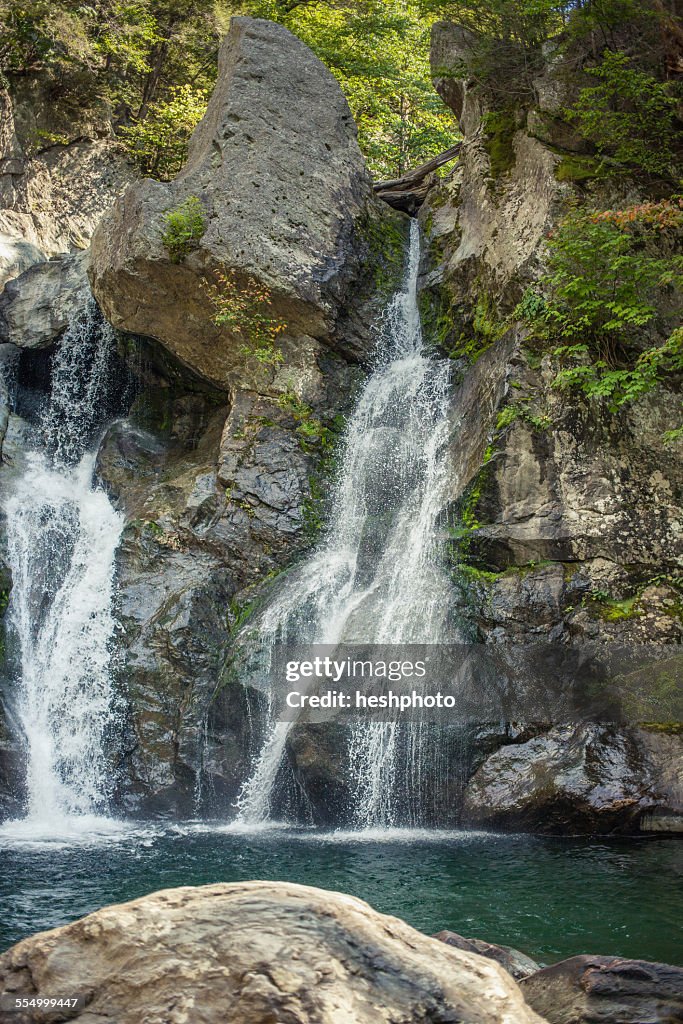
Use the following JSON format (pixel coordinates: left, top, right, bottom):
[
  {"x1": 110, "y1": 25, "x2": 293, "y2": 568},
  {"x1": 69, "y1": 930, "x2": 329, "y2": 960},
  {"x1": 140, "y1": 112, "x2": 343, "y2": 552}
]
[
  {"x1": 3, "y1": 301, "x2": 124, "y2": 830},
  {"x1": 237, "y1": 222, "x2": 459, "y2": 826}
]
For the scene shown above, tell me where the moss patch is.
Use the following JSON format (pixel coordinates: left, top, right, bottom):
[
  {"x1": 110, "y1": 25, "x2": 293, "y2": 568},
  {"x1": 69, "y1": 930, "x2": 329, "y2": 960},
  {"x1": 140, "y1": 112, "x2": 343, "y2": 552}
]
[
  {"x1": 357, "y1": 207, "x2": 407, "y2": 304},
  {"x1": 554, "y1": 153, "x2": 606, "y2": 183},
  {"x1": 598, "y1": 595, "x2": 642, "y2": 622},
  {"x1": 482, "y1": 110, "x2": 518, "y2": 178},
  {"x1": 639, "y1": 722, "x2": 683, "y2": 736}
]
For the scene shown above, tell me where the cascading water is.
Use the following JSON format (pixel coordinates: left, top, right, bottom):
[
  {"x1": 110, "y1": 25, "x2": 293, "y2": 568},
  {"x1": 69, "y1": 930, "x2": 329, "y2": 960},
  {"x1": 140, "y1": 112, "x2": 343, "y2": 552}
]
[
  {"x1": 3, "y1": 300, "x2": 124, "y2": 828},
  {"x1": 237, "y1": 221, "x2": 459, "y2": 828}
]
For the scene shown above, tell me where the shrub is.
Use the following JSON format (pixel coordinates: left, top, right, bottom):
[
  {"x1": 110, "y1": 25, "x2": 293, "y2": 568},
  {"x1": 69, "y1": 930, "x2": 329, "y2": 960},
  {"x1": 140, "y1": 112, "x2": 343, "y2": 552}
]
[
  {"x1": 565, "y1": 51, "x2": 678, "y2": 178},
  {"x1": 205, "y1": 270, "x2": 286, "y2": 370},
  {"x1": 516, "y1": 201, "x2": 683, "y2": 416},
  {"x1": 161, "y1": 196, "x2": 206, "y2": 263},
  {"x1": 120, "y1": 85, "x2": 207, "y2": 180}
]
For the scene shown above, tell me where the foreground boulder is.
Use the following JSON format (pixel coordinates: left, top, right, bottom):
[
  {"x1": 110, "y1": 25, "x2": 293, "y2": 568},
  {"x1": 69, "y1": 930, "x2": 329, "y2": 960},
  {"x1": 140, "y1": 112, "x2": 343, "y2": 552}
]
[
  {"x1": 520, "y1": 955, "x2": 683, "y2": 1024},
  {"x1": 89, "y1": 17, "x2": 387, "y2": 389},
  {"x1": 0, "y1": 881, "x2": 545, "y2": 1024}
]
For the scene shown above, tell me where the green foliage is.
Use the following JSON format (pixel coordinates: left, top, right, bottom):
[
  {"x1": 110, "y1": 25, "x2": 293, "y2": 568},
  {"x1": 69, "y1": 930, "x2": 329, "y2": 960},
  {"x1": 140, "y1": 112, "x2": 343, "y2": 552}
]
[
  {"x1": 227, "y1": 596, "x2": 256, "y2": 635},
  {"x1": 0, "y1": 0, "x2": 458, "y2": 180},
  {"x1": 663, "y1": 425, "x2": 683, "y2": 446},
  {"x1": 420, "y1": 0, "x2": 676, "y2": 116},
  {"x1": 516, "y1": 202, "x2": 683, "y2": 419},
  {"x1": 161, "y1": 195, "x2": 206, "y2": 262},
  {"x1": 420, "y1": 284, "x2": 507, "y2": 364},
  {"x1": 302, "y1": 476, "x2": 326, "y2": 536},
  {"x1": 554, "y1": 154, "x2": 605, "y2": 183},
  {"x1": 418, "y1": 289, "x2": 453, "y2": 352},
  {"x1": 551, "y1": 329, "x2": 683, "y2": 412},
  {"x1": 495, "y1": 399, "x2": 550, "y2": 432},
  {"x1": 277, "y1": 390, "x2": 340, "y2": 455},
  {"x1": 472, "y1": 293, "x2": 506, "y2": 345},
  {"x1": 206, "y1": 270, "x2": 286, "y2": 370},
  {"x1": 419, "y1": 0, "x2": 566, "y2": 101},
  {"x1": 359, "y1": 209, "x2": 408, "y2": 299},
  {"x1": 120, "y1": 84, "x2": 207, "y2": 178},
  {"x1": 0, "y1": 0, "x2": 223, "y2": 169},
  {"x1": 565, "y1": 50, "x2": 679, "y2": 178},
  {"x1": 277, "y1": 389, "x2": 345, "y2": 536}
]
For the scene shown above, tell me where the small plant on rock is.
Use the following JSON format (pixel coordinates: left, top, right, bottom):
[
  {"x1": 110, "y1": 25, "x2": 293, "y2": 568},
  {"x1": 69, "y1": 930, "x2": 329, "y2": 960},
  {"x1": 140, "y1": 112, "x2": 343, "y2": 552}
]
[
  {"x1": 205, "y1": 270, "x2": 286, "y2": 371},
  {"x1": 161, "y1": 196, "x2": 206, "y2": 263}
]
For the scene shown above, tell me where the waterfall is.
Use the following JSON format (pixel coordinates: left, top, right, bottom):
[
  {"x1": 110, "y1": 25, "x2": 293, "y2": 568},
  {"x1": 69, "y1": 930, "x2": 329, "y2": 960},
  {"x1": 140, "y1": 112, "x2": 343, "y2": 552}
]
[
  {"x1": 3, "y1": 300, "x2": 124, "y2": 827},
  {"x1": 237, "y1": 221, "x2": 457, "y2": 827}
]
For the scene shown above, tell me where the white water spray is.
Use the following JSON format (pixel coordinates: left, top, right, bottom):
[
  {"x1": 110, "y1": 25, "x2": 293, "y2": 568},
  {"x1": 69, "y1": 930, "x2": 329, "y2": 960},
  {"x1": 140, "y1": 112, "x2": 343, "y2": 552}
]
[
  {"x1": 3, "y1": 301, "x2": 124, "y2": 829},
  {"x1": 237, "y1": 222, "x2": 457, "y2": 827}
]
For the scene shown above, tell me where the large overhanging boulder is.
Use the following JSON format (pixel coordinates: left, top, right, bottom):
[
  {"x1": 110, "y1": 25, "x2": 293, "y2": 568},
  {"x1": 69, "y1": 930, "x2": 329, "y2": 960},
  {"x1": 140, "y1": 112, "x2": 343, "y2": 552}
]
[
  {"x1": 0, "y1": 881, "x2": 545, "y2": 1023},
  {"x1": 89, "y1": 17, "x2": 385, "y2": 390}
]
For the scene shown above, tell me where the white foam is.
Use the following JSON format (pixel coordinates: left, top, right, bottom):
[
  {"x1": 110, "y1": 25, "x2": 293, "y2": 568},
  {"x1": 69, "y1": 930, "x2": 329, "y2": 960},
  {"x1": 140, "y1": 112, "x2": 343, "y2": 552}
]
[{"x1": 236, "y1": 220, "x2": 459, "y2": 828}]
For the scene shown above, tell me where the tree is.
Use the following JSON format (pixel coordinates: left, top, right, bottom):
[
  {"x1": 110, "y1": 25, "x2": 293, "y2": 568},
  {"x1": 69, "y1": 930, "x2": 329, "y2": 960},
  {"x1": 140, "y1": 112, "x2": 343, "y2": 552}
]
[
  {"x1": 0, "y1": 0, "x2": 455, "y2": 179},
  {"x1": 565, "y1": 50, "x2": 678, "y2": 178}
]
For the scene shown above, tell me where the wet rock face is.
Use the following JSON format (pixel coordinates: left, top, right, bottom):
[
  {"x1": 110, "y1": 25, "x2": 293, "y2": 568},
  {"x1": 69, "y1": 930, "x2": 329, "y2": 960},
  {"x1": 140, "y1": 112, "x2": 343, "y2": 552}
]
[
  {"x1": 81, "y1": 15, "x2": 396, "y2": 814},
  {"x1": 89, "y1": 17, "x2": 388, "y2": 389},
  {"x1": 0, "y1": 252, "x2": 89, "y2": 349},
  {"x1": 0, "y1": 882, "x2": 546, "y2": 1024},
  {"x1": 416, "y1": 20, "x2": 683, "y2": 833},
  {"x1": 469, "y1": 386, "x2": 683, "y2": 578},
  {"x1": 461, "y1": 725, "x2": 683, "y2": 834},
  {"x1": 520, "y1": 955, "x2": 683, "y2": 1024},
  {"x1": 425, "y1": 25, "x2": 569, "y2": 323},
  {"x1": 92, "y1": 327, "x2": 363, "y2": 814}
]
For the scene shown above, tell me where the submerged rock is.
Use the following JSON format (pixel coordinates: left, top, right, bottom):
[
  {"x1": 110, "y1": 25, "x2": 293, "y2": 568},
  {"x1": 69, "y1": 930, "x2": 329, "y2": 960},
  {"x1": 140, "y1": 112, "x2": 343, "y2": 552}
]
[
  {"x1": 520, "y1": 954, "x2": 683, "y2": 1024},
  {"x1": 89, "y1": 17, "x2": 389, "y2": 389},
  {"x1": 0, "y1": 882, "x2": 545, "y2": 1024},
  {"x1": 434, "y1": 929, "x2": 541, "y2": 980}
]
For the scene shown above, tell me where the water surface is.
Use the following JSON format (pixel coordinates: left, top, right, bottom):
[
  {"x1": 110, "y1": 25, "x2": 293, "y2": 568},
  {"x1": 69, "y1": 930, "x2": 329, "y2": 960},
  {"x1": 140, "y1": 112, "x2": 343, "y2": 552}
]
[{"x1": 1, "y1": 823, "x2": 680, "y2": 965}]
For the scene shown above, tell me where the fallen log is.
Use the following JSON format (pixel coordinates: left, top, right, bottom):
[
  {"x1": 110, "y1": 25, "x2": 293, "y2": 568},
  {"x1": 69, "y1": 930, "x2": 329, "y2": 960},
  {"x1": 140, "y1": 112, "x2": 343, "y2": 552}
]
[{"x1": 373, "y1": 143, "x2": 461, "y2": 213}]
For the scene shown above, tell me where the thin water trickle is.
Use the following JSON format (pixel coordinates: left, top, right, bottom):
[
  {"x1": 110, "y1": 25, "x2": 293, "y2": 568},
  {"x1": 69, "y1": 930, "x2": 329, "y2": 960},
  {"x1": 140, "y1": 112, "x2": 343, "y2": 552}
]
[
  {"x1": 2, "y1": 300, "x2": 124, "y2": 830},
  {"x1": 236, "y1": 222, "x2": 458, "y2": 827}
]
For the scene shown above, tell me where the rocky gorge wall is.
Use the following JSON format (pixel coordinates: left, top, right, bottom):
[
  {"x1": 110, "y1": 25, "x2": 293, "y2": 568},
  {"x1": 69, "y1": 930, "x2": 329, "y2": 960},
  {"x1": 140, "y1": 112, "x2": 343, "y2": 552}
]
[
  {"x1": 0, "y1": 13, "x2": 680, "y2": 832},
  {"x1": 417, "y1": 21, "x2": 683, "y2": 833}
]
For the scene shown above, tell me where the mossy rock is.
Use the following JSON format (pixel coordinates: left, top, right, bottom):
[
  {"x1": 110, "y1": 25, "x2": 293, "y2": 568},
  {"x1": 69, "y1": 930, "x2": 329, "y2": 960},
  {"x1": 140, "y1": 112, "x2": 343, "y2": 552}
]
[
  {"x1": 482, "y1": 110, "x2": 518, "y2": 179},
  {"x1": 357, "y1": 206, "x2": 409, "y2": 306},
  {"x1": 554, "y1": 154, "x2": 606, "y2": 183}
]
